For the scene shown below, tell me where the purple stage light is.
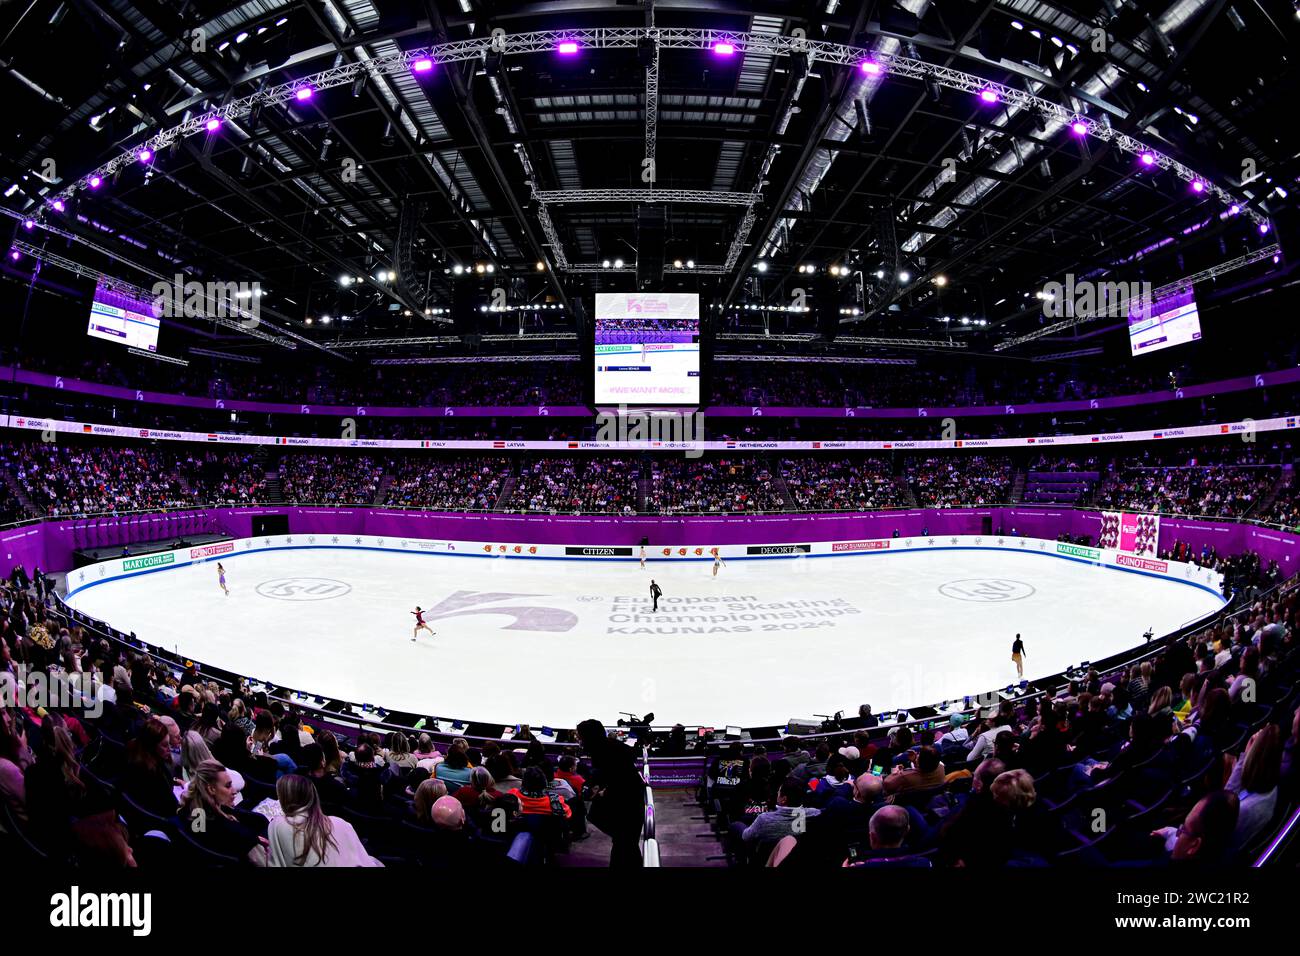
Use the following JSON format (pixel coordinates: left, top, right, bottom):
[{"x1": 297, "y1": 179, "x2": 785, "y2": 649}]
[
  {"x1": 978, "y1": 88, "x2": 999, "y2": 104},
  {"x1": 138, "y1": 148, "x2": 153, "y2": 162},
  {"x1": 205, "y1": 117, "x2": 222, "y2": 132},
  {"x1": 713, "y1": 41, "x2": 736, "y2": 56},
  {"x1": 22, "y1": 219, "x2": 34, "y2": 230},
  {"x1": 8, "y1": 249, "x2": 18, "y2": 261},
  {"x1": 1140, "y1": 152, "x2": 1155, "y2": 166},
  {"x1": 556, "y1": 40, "x2": 579, "y2": 56},
  {"x1": 89, "y1": 175, "x2": 102, "y2": 188},
  {"x1": 1070, "y1": 120, "x2": 1087, "y2": 135},
  {"x1": 1229, "y1": 204, "x2": 1240, "y2": 215},
  {"x1": 859, "y1": 60, "x2": 882, "y2": 75},
  {"x1": 1260, "y1": 222, "x2": 1270, "y2": 234},
  {"x1": 294, "y1": 86, "x2": 314, "y2": 101},
  {"x1": 411, "y1": 57, "x2": 434, "y2": 73},
  {"x1": 1191, "y1": 180, "x2": 1205, "y2": 193},
  {"x1": 50, "y1": 199, "x2": 64, "y2": 212}
]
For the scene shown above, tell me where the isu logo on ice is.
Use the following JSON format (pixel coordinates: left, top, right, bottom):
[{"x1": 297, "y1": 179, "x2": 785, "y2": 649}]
[
  {"x1": 255, "y1": 578, "x2": 352, "y2": 601},
  {"x1": 938, "y1": 579, "x2": 1036, "y2": 603}
]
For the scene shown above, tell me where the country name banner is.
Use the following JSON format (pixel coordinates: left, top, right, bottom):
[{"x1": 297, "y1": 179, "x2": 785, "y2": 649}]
[
  {"x1": 6, "y1": 365, "x2": 1299, "y2": 420},
  {"x1": 2, "y1": 413, "x2": 1291, "y2": 452}
]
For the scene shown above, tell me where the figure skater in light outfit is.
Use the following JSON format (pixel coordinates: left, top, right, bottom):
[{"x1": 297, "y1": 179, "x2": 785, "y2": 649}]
[
  {"x1": 640, "y1": 546, "x2": 647, "y2": 570},
  {"x1": 712, "y1": 549, "x2": 726, "y2": 577},
  {"x1": 217, "y1": 563, "x2": 229, "y2": 596},
  {"x1": 411, "y1": 607, "x2": 435, "y2": 641}
]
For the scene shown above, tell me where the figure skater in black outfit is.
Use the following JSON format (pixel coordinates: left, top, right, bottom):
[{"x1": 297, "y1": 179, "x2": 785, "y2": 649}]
[{"x1": 649, "y1": 580, "x2": 662, "y2": 613}]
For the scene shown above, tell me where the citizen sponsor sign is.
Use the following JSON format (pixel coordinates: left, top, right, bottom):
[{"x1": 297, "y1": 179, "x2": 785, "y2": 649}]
[
  {"x1": 832, "y1": 540, "x2": 890, "y2": 552},
  {"x1": 564, "y1": 546, "x2": 633, "y2": 557},
  {"x1": 1117, "y1": 554, "x2": 1168, "y2": 573},
  {"x1": 190, "y1": 542, "x2": 235, "y2": 559},
  {"x1": 746, "y1": 544, "x2": 812, "y2": 555}
]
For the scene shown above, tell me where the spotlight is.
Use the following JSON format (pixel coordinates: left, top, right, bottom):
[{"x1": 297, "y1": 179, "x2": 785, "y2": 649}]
[
  {"x1": 88, "y1": 175, "x2": 102, "y2": 189},
  {"x1": 485, "y1": 264, "x2": 494, "y2": 273},
  {"x1": 411, "y1": 57, "x2": 434, "y2": 73},
  {"x1": 978, "y1": 88, "x2": 999, "y2": 104},
  {"x1": 672, "y1": 259, "x2": 683, "y2": 268},
  {"x1": 294, "y1": 86, "x2": 314, "y2": 102},
  {"x1": 23, "y1": 219, "x2": 34, "y2": 230},
  {"x1": 1191, "y1": 180, "x2": 1205, "y2": 193},
  {"x1": 686, "y1": 259, "x2": 695, "y2": 269},
  {"x1": 453, "y1": 264, "x2": 464, "y2": 275},
  {"x1": 138, "y1": 148, "x2": 153, "y2": 163},
  {"x1": 340, "y1": 275, "x2": 353, "y2": 286},
  {"x1": 859, "y1": 60, "x2": 882, "y2": 75},
  {"x1": 1229, "y1": 205, "x2": 1240, "y2": 215},
  {"x1": 556, "y1": 40, "x2": 580, "y2": 56},
  {"x1": 712, "y1": 41, "x2": 736, "y2": 57},
  {"x1": 613, "y1": 258, "x2": 624, "y2": 269},
  {"x1": 536, "y1": 261, "x2": 545, "y2": 271},
  {"x1": 1070, "y1": 120, "x2": 1087, "y2": 136},
  {"x1": 602, "y1": 259, "x2": 611, "y2": 268},
  {"x1": 475, "y1": 263, "x2": 485, "y2": 273},
  {"x1": 934, "y1": 275, "x2": 948, "y2": 287},
  {"x1": 1140, "y1": 152, "x2": 1156, "y2": 166},
  {"x1": 898, "y1": 271, "x2": 911, "y2": 283},
  {"x1": 8, "y1": 249, "x2": 18, "y2": 261},
  {"x1": 1259, "y1": 222, "x2": 1270, "y2": 234},
  {"x1": 755, "y1": 261, "x2": 768, "y2": 272},
  {"x1": 51, "y1": 199, "x2": 65, "y2": 212}
]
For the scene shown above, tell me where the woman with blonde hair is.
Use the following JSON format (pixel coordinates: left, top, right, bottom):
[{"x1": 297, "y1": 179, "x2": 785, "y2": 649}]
[
  {"x1": 384, "y1": 731, "x2": 417, "y2": 770},
  {"x1": 179, "y1": 759, "x2": 267, "y2": 865},
  {"x1": 181, "y1": 730, "x2": 244, "y2": 800},
  {"x1": 412, "y1": 777, "x2": 449, "y2": 824},
  {"x1": 268, "y1": 774, "x2": 382, "y2": 867}
]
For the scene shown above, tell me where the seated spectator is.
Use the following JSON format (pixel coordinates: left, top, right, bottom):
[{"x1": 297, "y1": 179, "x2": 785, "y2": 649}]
[
  {"x1": 268, "y1": 774, "x2": 382, "y2": 867},
  {"x1": 556, "y1": 754, "x2": 585, "y2": 795},
  {"x1": 1224, "y1": 725, "x2": 1282, "y2": 849},
  {"x1": 121, "y1": 718, "x2": 180, "y2": 819},
  {"x1": 178, "y1": 759, "x2": 268, "y2": 865},
  {"x1": 853, "y1": 805, "x2": 913, "y2": 864},
  {"x1": 883, "y1": 746, "x2": 945, "y2": 796},
  {"x1": 295, "y1": 743, "x2": 349, "y2": 807},
  {"x1": 937, "y1": 714, "x2": 971, "y2": 761},
  {"x1": 509, "y1": 766, "x2": 572, "y2": 820},
  {"x1": 1153, "y1": 789, "x2": 1241, "y2": 865},
  {"x1": 737, "y1": 778, "x2": 820, "y2": 850},
  {"x1": 433, "y1": 746, "x2": 474, "y2": 789}
]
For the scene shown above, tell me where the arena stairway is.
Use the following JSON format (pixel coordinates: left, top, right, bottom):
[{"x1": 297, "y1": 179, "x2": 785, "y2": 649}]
[
  {"x1": 373, "y1": 472, "x2": 395, "y2": 505},
  {"x1": 492, "y1": 474, "x2": 518, "y2": 511},
  {"x1": 556, "y1": 788, "x2": 726, "y2": 867},
  {"x1": 1, "y1": 467, "x2": 37, "y2": 519},
  {"x1": 1246, "y1": 469, "x2": 1292, "y2": 520}
]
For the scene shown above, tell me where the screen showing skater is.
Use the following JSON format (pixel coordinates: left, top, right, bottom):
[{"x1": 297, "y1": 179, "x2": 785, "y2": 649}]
[{"x1": 593, "y1": 292, "x2": 700, "y2": 404}]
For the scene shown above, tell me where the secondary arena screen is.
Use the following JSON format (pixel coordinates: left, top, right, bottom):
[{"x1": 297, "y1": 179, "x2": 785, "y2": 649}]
[{"x1": 594, "y1": 292, "x2": 700, "y2": 404}]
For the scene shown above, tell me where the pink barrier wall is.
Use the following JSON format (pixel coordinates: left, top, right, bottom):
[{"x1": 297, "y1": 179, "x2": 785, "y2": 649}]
[{"x1": 7, "y1": 506, "x2": 1300, "y2": 576}]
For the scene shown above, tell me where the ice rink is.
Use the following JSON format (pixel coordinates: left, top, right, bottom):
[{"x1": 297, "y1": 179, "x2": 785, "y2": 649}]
[{"x1": 66, "y1": 547, "x2": 1225, "y2": 727}]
